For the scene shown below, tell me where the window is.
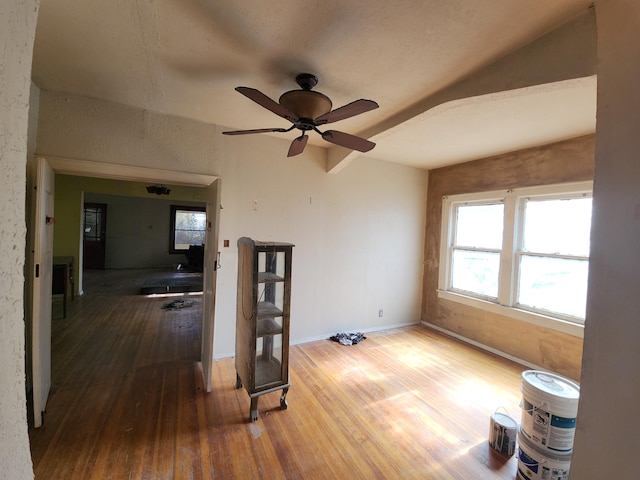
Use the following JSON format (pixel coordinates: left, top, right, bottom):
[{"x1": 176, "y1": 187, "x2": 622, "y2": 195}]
[
  {"x1": 517, "y1": 196, "x2": 591, "y2": 319},
  {"x1": 439, "y1": 182, "x2": 592, "y2": 331},
  {"x1": 170, "y1": 205, "x2": 206, "y2": 253},
  {"x1": 450, "y1": 202, "x2": 504, "y2": 300}
]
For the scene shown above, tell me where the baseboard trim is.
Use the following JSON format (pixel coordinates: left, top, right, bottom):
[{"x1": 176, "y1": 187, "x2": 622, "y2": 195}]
[
  {"x1": 291, "y1": 321, "x2": 419, "y2": 347},
  {"x1": 213, "y1": 321, "x2": 420, "y2": 360},
  {"x1": 421, "y1": 321, "x2": 545, "y2": 371}
]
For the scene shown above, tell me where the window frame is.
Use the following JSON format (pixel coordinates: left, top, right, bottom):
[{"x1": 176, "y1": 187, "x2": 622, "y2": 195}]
[
  {"x1": 448, "y1": 200, "x2": 505, "y2": 302},
  {"x1": 169, "y1": 205, "x2": 207, "y2": 254},
  {"x1": 438, "y1": 181, "x2": 592, "y2": 338}
]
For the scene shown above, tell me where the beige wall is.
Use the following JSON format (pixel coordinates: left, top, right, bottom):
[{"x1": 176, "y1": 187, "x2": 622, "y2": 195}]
[
  {"x1": 36, "y1": 90, "x2": 429, "y2": 358},
  {"x1": 1, "y1": 1, "x2": 39, "y2": 479},
  {"x1": 422, "y1": 135, "x2": 595, "y2": 380}
]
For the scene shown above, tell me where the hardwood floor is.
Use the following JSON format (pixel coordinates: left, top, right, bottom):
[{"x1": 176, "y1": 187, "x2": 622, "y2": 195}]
[{"x1": 30, "y1": 269, "x2": 524, "y2": 479}]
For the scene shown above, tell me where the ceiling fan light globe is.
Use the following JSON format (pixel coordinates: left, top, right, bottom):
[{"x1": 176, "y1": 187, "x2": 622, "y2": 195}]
[{"x1": 279, "y1": 90, "x2": 332, "y2": 121}]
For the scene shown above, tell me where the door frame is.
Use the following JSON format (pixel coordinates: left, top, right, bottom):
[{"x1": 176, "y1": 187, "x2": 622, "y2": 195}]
[
  {"x1": 34, "y1": 155, "x2": 220, "y2": 391},
  {"x1": 82, "y1": 202, "x2": 108, "y2": 269}
]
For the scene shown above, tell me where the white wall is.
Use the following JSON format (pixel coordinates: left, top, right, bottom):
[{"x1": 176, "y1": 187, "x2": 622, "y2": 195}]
[
  {"x1": 217, "y1": 139, "x2": 428, "y2": 355},
  {"x1": 570, "y1": 1, "x2": 640, "y2": 478},
  {"x1": 1, "y1": 1, "x2": 39, "y2": 479},
  {"x1": 36, "y1": 91, "x2": 428, "y2": 358}
]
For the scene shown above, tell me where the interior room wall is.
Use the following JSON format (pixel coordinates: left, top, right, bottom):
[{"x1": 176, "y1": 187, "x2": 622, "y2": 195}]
[
  {"x1": 422, "y1": 135, "x2": 594, "y2": 380},
  {"x1": 82, "y1": 192, "x2": 204, "y2": 269},
  {"x1": 36, "y1": 90, "x2": 429, "y2": 358}
]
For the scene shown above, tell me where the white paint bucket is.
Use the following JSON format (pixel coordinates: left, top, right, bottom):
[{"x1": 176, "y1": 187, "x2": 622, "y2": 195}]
[
  {"x1": 520, "y1": 370, "x2": 580, "y2": 453},
  {"x1": 488, "y1": 408, "x2": 517, "y2": 456},
  {"x1": 517, "y1": 429, "x2": 572, "y2": 480}
]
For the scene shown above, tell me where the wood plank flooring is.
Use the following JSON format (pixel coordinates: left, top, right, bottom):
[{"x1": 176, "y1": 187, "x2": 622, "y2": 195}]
[{"x1": 30, "y1": 269, "x2": 524, "y2": 479}]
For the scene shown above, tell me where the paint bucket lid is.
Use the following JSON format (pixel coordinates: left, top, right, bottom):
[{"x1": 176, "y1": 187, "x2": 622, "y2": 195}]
[
  {"x1": 522, "y1": 370, "x2": 580, "y2": 401},
  {"x1": 493, "y1": 412, "x2": 518, "y2": 429}
]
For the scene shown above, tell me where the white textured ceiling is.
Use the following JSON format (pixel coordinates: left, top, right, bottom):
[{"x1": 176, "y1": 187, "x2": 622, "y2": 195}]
[{"x1": 31, "y1": 0, "x2": 596, "y2": 170}]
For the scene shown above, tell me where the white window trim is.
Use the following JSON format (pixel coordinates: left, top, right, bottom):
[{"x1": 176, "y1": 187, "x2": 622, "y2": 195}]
[{"x1": 437, "y1": 181, "x2": 592, "y2": 339}]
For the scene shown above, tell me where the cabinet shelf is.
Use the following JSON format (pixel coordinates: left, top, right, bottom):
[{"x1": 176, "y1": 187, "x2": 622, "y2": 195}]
[
  {"x1": 259, "y1": 272, "x2": 284, "y2": 283},
  {"x1": 258, "y1": 301, "x2": 283, "y2": 319},
  {"x1": 257, "y1": 317, "x2": 282, "y2": 337}
]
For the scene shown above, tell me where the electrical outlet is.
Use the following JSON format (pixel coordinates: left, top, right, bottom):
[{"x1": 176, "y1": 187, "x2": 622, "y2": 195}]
[{"x1": 378, "y1": 309, "x2": 383, "y2": 317}]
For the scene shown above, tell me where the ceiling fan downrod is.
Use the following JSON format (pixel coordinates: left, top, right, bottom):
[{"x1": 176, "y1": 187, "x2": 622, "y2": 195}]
[{"x1": 295, "y1": 73, "x2": 318, "y2": 90}]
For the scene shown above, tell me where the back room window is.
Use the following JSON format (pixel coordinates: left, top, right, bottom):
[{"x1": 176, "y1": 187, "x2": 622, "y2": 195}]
[{"x1": 170, "y1": 205, "x2": 206, "y2": 253}]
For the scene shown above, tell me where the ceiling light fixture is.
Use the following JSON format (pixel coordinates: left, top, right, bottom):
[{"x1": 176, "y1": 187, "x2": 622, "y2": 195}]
[{"x1": 146, "y1": 184, "x2": 171, "y2": 195}]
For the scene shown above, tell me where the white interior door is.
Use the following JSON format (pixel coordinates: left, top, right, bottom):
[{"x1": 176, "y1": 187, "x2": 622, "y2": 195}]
[
  {"x1": 32, "y1": 156, "x2": 55, "y2": 428},
  {"x1": 201, "y1": 178, "x2": 221, "y2": 392}
]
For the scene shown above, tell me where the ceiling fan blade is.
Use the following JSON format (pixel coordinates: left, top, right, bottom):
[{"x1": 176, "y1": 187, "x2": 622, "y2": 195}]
[
  {"x1": 287, "y1": 134, "x2": 308, "y2": 157},
  {"x1": 315, "y1": 99, "x2": 379, "y2": 125},
  {"x1": 236, "y1": 87, "x2": 298, "y2": 122},
  {"x1": 321, "y1": 130, "x2": 376, "y2": 153},
  {"x1": 222, "y1": 127, "x2": 291, "y2": 135}
]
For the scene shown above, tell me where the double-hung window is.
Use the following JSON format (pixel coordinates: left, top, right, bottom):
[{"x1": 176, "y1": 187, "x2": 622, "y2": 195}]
[
  {"x1": 439, "y1": 182, "x2": 592, "y2": 335},
  {"x1": 450, "y1": 202, "x2": 504, "y2": 300},
  {"x1": 516, "y1": 195, "x2": 591, "y2": 319},
  {"x1": 170, "y1": 205, "x2": 206, "y2": 253}
]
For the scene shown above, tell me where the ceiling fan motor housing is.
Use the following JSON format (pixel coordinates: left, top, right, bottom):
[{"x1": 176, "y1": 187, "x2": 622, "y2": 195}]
[{"x1": 279, "y1": 90, "x2": 332, "y2": 126}]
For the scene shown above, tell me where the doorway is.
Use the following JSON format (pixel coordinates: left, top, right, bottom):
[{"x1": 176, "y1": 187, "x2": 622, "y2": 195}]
[
  {"x1": 28, "y1": 157, "x2": 220, "y2": 432},
  {"x1": 83, "y1": 203, "x2": 107, "y2": 269}
]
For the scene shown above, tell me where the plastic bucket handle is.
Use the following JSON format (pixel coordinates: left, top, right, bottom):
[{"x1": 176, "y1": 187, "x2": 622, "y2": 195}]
[
  {"x1": 522, "y1": 400, "x2": 549, "y2": 413},
  {"x1": 491, "y1": 407, "x2": 516, "y2": 454}
]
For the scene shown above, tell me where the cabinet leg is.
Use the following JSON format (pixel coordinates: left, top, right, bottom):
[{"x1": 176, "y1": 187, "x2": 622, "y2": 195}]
[
  {"x1": 235, "y1": 373, "x2": 243, "y2": 389},
  {"x1": 250, "y1": 397, "x2": 259, "y2": 422},
  {"x1": 280, "y1": 387, "x2": 289, "y2": 410}
]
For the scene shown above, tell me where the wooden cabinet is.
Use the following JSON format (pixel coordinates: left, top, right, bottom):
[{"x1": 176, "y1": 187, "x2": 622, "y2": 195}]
[{"x1": 235, "y1": 237, "x2": 294, "y2": 421}]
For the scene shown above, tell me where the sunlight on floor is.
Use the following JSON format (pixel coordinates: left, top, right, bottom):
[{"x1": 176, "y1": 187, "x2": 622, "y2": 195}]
[
  {"x1": 452, "y1": 379, "x2": 514, "y2": 408},
  {"x1": 397, "y1": 351, "x2": 437, "y2": 369},
  {"x1": 339, "y1": 363, "x2": 388, "y2": 383}
]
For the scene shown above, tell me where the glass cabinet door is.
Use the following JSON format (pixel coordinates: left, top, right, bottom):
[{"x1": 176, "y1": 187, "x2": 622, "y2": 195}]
[{"x1": 255, "y1": 249, "x2": 286, "y2": 389}]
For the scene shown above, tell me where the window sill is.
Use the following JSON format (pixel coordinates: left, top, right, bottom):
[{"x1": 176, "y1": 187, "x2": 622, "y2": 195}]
[{"x1": 436, "y1": 290, "x2": 584, "y2": 338}]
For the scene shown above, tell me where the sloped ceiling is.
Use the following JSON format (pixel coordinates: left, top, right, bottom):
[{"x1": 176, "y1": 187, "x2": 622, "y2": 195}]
[{"x1": 31, "y1": 0, "x2": 596, "y2": 171}]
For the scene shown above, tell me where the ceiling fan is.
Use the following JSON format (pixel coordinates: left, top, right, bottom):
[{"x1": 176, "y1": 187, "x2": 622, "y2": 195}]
[{"x1": 222, "y1": 73, "x2": 379, "y2": 157}]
